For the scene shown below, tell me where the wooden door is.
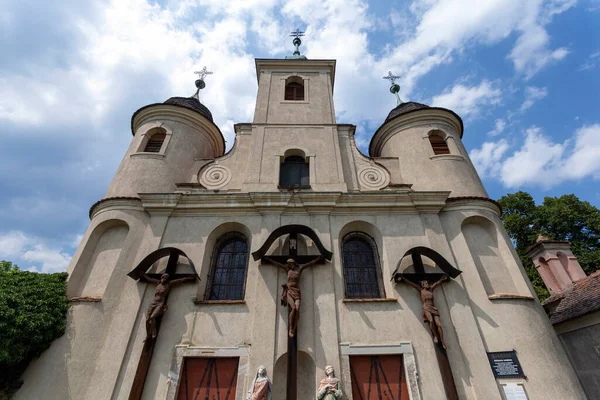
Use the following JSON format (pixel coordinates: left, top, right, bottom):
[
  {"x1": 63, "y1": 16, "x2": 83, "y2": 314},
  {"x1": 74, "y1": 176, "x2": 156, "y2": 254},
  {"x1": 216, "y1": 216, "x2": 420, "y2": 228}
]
[
  {"x1": 177, "y1": 357, "x2": 239, "y2": 400},
  {"x1": 349, "y1": 355, "x2": 409, "y2": 400}
]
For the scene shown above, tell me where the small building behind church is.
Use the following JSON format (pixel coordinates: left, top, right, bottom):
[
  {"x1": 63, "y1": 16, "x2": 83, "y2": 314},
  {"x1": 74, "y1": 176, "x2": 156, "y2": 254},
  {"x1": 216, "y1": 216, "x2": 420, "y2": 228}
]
[{"x1": 14, "y1": 37, "x2": 588, "y2": 400}]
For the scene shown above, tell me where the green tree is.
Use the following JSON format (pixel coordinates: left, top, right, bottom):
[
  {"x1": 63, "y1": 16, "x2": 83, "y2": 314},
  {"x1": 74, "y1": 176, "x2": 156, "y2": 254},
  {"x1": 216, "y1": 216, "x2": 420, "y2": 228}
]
[
  {"x1": 0, "y1": 261, "x2": 68, "y2": 399},
  {"x1": 498, "y1": 191, "x2": 600, "y2": 300}
]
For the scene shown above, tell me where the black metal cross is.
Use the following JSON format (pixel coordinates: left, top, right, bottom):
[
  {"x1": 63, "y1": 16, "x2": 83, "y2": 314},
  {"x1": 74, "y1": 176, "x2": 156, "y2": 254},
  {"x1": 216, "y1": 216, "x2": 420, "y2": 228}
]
[{"x1": 127, "y1": 248, "x2": 198, "y2": 400}]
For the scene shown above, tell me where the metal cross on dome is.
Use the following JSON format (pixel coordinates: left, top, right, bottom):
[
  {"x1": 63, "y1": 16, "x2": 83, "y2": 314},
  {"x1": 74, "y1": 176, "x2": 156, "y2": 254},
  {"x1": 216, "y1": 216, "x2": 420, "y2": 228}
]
[
  {"x1": 194, "y1": 66, "x2": 213, "y2": 81},
  {"x1": 383, "y1": 71, "x2": 401, "y2": 85},
  {"x1": 383, "y1": 71, "x2": 403, "y2": 106}
]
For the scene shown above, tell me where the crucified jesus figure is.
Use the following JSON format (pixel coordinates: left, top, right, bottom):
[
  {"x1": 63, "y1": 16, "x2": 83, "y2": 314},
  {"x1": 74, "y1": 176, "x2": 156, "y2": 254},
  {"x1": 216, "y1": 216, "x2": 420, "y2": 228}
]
[
  {"x1": 263, "y1": 255, "x2": 324, "y2": 337},
  {"x1": 398, "y1": 274, "x2": 449, "y2": 349},
  {"x1": 139, "y1": 272, "x2": 195, "y2": 340}
]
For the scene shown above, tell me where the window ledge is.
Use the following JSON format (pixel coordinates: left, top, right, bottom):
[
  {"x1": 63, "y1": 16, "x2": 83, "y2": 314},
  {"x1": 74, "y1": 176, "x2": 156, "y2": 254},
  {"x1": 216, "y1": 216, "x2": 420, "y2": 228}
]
[
  {"x1": 280, "y1": 100, "x2": 309, "y2": 104},
  {"x1": 194, "y1": 299, "x2": 246, "y2": 305},
  {"x1": 488, "y1": 294, "x2": 535, "y2": 301},
  {"x1": 278, "y1": 185, "x2": 312, "y2": 190},
  {"x1": 343, "y1": 298, "x2": 397, "y2": 303},
  {"x1": 429, "y1": 154, "x2": 464, "y2": 161},
  {"x1": 68, "y1": 296, "x2": 102, "y2": 303},
  {"x1": 131, "y1": 152, "x2": 165, "y2": 159}
]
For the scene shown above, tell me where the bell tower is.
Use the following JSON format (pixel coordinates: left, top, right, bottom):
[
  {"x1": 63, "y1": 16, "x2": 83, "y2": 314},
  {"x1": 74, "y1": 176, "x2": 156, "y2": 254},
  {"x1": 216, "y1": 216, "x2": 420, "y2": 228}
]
[{"x1": 253, "y1": 30, "x2": 336, "y2": 125}]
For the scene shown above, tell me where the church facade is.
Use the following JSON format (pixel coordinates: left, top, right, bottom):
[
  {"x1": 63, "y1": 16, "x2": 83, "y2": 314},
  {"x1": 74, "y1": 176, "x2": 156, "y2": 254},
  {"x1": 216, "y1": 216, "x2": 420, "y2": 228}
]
[{"x1": 15, "y1": 52, "x2": 587, "y2": 399}]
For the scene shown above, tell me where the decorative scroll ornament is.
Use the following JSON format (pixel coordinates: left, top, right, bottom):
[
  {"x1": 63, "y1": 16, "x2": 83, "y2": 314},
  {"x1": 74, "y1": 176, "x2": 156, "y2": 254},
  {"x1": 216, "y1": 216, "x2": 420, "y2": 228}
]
[
  {"x1": 199, "y1": 164, "x2": 231, "y2": 189},
  {"x1": 358, "y1": 165, "x2": 390, "y2": 190}
]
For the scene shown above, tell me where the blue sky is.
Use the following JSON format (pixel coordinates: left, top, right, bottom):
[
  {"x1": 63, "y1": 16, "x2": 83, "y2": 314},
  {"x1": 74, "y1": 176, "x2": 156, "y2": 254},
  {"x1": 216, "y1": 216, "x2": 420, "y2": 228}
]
[{"x1": 1, "y1": 0, "x2": 599, "y2": 273}]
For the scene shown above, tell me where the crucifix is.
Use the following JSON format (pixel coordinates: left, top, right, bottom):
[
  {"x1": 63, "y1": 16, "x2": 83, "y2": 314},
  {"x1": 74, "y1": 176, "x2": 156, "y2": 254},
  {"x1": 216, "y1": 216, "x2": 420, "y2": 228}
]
[
  {"x1": 382, "y1": 70, "x2": 403, "y2": 106},
  {"x1": 392, "y1": 247, "x2": 461, "y2": 400},
  {"x1": 261, "y1": 232, "x2": 327, "y2": 400},
  {"x1": 127, "y1": 247, "x2": 199, "y2": 400}
]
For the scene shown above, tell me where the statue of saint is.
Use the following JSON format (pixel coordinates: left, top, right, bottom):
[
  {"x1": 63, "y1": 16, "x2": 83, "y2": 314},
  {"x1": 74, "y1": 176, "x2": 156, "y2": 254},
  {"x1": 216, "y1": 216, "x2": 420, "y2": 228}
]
[
  {"x1": 317, "y1": 365, "x2": 342, "y2": 400},
  {"x1": 398, "y1": 274, "x2": 449, "y2": 349},
  {"x1": 263, "y1": 255, "x2": 323, "y2": 337},
  {"x1": 139, "y1": 272, "x2": 195, "y2": 340},
  {"x1": 246, "y1": 365, "x2": 272, "y2": 400}
]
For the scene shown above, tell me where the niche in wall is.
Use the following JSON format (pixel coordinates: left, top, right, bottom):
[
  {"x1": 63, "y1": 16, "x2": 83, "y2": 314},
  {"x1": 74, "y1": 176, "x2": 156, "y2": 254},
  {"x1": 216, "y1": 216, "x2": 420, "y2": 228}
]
[
  {"x1": 68, "y1": 221, "x2": 129, "y2": 298},
  {"x1": 462, "y1": 217, "x2": 517, "y2": 296}
]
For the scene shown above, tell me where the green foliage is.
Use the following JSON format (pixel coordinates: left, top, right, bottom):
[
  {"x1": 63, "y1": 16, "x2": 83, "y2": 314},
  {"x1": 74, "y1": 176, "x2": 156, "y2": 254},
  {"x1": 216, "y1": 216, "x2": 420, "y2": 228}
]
[
  {"x1": 498, "y1": 192, "x2": 600, "y2": 301},
  {"x1": 0, "y1": 261, "x2": 68, "y2": 398}
]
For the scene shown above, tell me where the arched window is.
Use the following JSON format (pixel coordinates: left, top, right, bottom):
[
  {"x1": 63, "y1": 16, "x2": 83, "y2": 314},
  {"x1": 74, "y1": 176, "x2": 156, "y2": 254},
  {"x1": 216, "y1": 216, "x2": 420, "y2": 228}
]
[
  {"x1": 144, "y1": 132, "x2": 166, "y2": 152},
  {"x1": 279, "y1": 155, "x2": 309, "y2": 187},
  {"x1": 342, "y1": 233, "x2": 385, "y2": 299},
  {"x1": 285, "y1": 76, "x2": 305, "y2": 101},
  {"x1": 205, "y1": 233, "x2": 249, "y2": 300},
  {"x1": 429, "y1": 134, "x2": 450, "y2": 155}
]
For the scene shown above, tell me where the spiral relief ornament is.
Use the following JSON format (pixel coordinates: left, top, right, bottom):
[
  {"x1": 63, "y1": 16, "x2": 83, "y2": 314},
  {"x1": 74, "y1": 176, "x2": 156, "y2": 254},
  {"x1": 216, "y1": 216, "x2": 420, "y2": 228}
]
[
  {"x1": 199, "y1": 164, "x2": 231, "y2": 190},
  {"x1": 358, "y1": 166, "x2": 390, "y2": 190}
]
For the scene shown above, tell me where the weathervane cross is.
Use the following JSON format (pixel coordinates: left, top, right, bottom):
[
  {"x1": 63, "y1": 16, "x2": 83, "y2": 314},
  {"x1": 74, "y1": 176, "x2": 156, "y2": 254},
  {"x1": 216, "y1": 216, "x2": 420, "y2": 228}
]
[{"x1": 194, "y1": 66, "x2": 213, "y2": 81}]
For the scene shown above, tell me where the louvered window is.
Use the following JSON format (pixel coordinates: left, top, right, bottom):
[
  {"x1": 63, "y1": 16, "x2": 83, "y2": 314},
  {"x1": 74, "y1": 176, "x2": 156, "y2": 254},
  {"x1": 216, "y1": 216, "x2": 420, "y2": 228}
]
[
  {"x1": 285, "y1": 82, "x2": 304, "y2": 101},
  {"x1": 144, "y1": 133, "x2": 166, "y2": 153},
  {"x1": 279, "y1": 155, "x2": 309, "y2": 187},
  {"x1": 205, "y1": 233, "x2": 249, "y2": 301},
  {"x1": 429, "y1": 135, "x2": 450, "y2": 155},
  {"x1": 342, "y1": 233, "x2": 385, "y2": 299}
]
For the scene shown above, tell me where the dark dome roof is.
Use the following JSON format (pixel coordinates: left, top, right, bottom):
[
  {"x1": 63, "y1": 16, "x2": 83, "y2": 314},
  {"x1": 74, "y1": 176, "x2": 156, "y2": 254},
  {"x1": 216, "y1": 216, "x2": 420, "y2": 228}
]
[
  {"x1": 384, "y1": 101, "x2": 430, "y2": 123},
  {"x1": 163, "y1": 96, "x2": 213, "y2": 122}
]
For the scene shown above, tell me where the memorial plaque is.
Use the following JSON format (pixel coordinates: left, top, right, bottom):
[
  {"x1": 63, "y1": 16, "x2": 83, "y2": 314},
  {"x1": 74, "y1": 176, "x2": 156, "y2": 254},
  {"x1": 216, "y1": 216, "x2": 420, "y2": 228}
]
[{"x1": 487, "y1": 351, "x2": 525, "y2": 379}]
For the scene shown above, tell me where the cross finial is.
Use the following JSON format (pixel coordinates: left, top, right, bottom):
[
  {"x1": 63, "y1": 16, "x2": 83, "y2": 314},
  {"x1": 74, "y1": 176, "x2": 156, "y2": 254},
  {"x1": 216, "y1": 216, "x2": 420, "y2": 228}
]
[
  {"x1": 192, "y1": 66, "x2": 213, "y2": 99},
  {"x1": 286, "y1": 29, "x2": 307, "y2": 58},
  {"x1": 290, "y1": 29, "x2": 305, "y2": 39},
  {"x1": 383, "y1": 71, "x2": 400, "y2": 85},
  {"x1": 194, "y1": 66, "x2": 213, "y2": 81},
  {"x1": 383, "y1": 71, "x2": 403, "y2": 106}
]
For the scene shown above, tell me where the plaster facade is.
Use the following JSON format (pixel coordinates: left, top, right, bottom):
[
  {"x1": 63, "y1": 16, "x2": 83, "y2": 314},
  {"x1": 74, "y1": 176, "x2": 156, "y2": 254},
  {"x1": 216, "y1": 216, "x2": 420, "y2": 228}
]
[{"x1": 15, "y1": 57, "x2": 586, "y2": 400}]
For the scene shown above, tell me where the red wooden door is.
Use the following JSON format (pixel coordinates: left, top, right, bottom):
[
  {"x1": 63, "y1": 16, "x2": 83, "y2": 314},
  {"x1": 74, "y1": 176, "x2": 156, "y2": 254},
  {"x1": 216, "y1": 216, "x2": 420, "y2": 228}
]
[
  {"x1": 177, "y1": 357, "x2": 239, "y2": 400},
  {"x1": 349, "y1": 355, "x2": 409, "y2": 400}
]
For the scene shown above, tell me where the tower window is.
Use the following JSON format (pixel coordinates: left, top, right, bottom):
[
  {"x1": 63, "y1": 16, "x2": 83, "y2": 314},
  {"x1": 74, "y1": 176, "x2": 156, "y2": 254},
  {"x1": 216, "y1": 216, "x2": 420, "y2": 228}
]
[
  {"x1": 284, "y1": 76, "x2": 305, "y2": 101},
  {"x1": 342, "y1": 232, "x2": 385, "y2": 299},
  {"x1": 205, "y1": 233, "x2": 249, "y2": 301},
  {"x1": 279, "y1": 155, "x2": 309, "y2": 187},
  {"x1": 429, "y1": 135, "x2": 450, "y2": 155},
  {"x1": 144, "y1": 132, "x2": 166, "y2": 153}
]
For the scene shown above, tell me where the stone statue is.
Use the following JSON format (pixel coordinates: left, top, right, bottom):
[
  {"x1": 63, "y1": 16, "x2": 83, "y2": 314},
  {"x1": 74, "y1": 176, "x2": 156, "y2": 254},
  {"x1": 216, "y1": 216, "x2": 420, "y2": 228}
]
[
  {"x1": 139, "y1": 272, "x2": 195, "y2": 340},
  {"x1": 398, "y1": 274, "x2": 449, "y2": 349},
  {"x1": 317, "y1": 365, "x2": 342, "y2": 400},
  {"x1": 246, "y1": 365, "x2": 272, "y2": 400},
  {"x1": 263, "y1": 255, "x2": 324, "y2": 337}
]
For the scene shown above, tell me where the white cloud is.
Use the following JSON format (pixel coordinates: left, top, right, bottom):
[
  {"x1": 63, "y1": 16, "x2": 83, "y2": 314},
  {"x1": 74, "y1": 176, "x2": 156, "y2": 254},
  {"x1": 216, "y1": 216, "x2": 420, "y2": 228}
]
[
  {"x1": 0, "y1": 231, "x2": 71, "y2": 273},
  {"x1": 520, "y1": 86, "x2": 548, "y2": 111},
  {"x1": 471, "y1": 124, "x2": 600, "y2": 189},
  {"x1": 431, "y1": 80, "x2": 501, "y2": 119},
  {"x1": 500, "y1": 126, "x2": 565, "y2": 187},
  {"x1": 0, "y1": 231, "x2": 28, "y2": 257},
  {"x1": 470, "y1": 139, "x2": 510, "y2": 177},
  {"x1": 488, "y1": 118, "x2": 506, "y2": 137}
]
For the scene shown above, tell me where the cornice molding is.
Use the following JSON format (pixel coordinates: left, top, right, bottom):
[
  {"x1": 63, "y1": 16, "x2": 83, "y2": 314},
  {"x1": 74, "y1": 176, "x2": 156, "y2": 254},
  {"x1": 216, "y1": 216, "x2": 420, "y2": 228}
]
[
  {"x1": 132, "y1": 190, "x2": 451, "y2": 216},
  {"x1": 442, "y1": 196, "x2": 501, "y2": 216}
]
